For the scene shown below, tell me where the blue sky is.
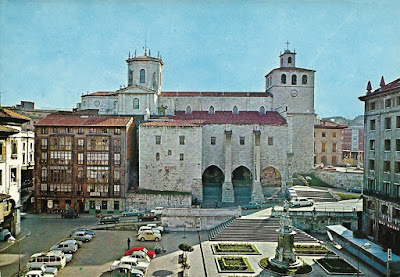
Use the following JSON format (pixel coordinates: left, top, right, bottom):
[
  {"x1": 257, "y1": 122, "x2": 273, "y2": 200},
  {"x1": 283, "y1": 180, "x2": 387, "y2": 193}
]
[{"x1": 1, "y1": 0, "x2": 399, "y2": 118}]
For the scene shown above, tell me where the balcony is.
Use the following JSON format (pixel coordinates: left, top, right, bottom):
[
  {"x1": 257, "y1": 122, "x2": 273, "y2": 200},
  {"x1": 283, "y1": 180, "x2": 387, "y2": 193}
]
[
  {"x1": 383, "y1": 172, "x2": 391, "y2": 182},
  {"x1": 364, "y1": 190, "x2": 400, "y2": 205},
  {"x1": 383, "y1": 151, "x2": 391, "y2": 160}
]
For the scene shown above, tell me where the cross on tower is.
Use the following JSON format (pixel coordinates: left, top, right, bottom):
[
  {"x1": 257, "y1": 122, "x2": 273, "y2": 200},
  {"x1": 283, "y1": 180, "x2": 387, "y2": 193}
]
[{"x1": 285, "y1": 40, "x2": 290, "y2": 50}]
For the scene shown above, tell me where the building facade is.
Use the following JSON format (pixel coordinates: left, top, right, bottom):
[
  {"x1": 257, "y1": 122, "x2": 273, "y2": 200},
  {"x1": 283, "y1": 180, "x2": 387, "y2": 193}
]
[
  {"x1": 359, "y1": 77, "x2": 400, "y2": 255},
  {"x1": 0, "y1": 108, "x2": 31, "y2": 235},
  {"x1": 34, "y1": 112, "x2": 135, "y2": 214},
  {"x1": 78, "y1": 47, "x2": 316, "y2": 205},
  {"x1": 314, "y1": 119, "x2": 346, "y2": 166}
]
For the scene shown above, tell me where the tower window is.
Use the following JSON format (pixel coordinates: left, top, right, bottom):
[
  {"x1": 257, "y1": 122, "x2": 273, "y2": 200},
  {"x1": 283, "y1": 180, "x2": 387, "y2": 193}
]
[
  {"x1": 233, "y1": 106, "x2": 239, "y2": 114},
  {"x1": 209, "y1": 106, "x2": 215, "y2": 114},
  {"x1": 259, "y1": 106, "x2": 265, "y2": 114},
  {"x1": 240, "y1": 137, "x2": 245, "y2": 145},
  {"x1": 302, "y1": 74, "x2": 308, "y2": 84},
  {"x1": 291, "y1": 74, "x2": 297, "y2": 85},
  {"x1": 133, "y1": 98, "x2": 139, "y2": 109},
  {"x1": 140, "y1": 69, "x2": 145, "y2": 83},
  {"x1": 281, "y1": 74, "x2": 286, "y2": 84},
  {"x1": 211, "y1": 137, "x2": 216, "y2": 145},
  {"x1": 185, "y1": 106, "x2": 192, "y2": 114},
  {"x1": 288, "y1": 57, "x2": 292, "y2": 64}
]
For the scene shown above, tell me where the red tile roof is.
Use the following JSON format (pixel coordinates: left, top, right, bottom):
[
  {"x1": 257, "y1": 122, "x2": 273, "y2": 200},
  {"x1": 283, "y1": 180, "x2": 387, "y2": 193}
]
[
  {"x1": 141, "y1": 111, "x2": 286, "y2": 127},
  {"x1": 36, "y1": 114, "x2": 133, "y2": 127},
  {"x1": 160, "y1": 91, "x2": 273, "y2": 97}
]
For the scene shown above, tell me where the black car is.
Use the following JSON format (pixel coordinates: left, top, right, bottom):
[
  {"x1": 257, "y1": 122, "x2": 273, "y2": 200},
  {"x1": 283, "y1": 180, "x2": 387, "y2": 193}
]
[
  {"x1": 61, "y1": 210, "x2": 79, "y2": 219},
  {"x1": 138, "y1": 212, "x2": 159, "y2": 221},
  {"x1": 99, "y1": 215, "x2": 120, "y2": 224}
]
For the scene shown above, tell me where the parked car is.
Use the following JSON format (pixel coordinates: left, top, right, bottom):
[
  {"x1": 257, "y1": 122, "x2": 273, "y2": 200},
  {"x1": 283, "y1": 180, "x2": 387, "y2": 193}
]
[
  {"x1": 290, "y1": 197, "x2": 315, "y2": 207},
  {"x1": 48, "y1": 250, "x2": 72, "y2": 263},
  {"x1": 347, "y1": 186, "x2": 362, "y2": 193},
  {"x1": 146, "y1": 223, "x2": 164, "y2": 233},
  {"x1": 111, "y1": 264, "x2": 144, "y2": 277},
  {"x1": 242, "y1": 201, "x2": 262, "y2": 210},
  {"x1": 127, "y1": 251, "x2": 151, "y2": 263},
  {"x1": 27, "y1": 251, "x2": 67, "y2": 269},
  {"x1": 138, "y1": 226, "x2": 161, "y2": 234},
  {"x1": 25, "y1": 264, "x2": 58, "y2": 276},
  {"x1": 59, "y1": 238, "x2": 82, "y2": 248},
  {"x1": 150, "y1": 207, "x2": 164, "y2": 216},
  {"x1": 72, "y1": 227, "x2": 95, "y2": 236},
  {"x1": 61, "y1": 210, "x2": 79, "y2": 219},
  {"x1": 124, "y1": 247, "x2": 156, "y2": 259},
  {"x1": 137, "y1": 230, "x2": 161, "y2": 242},
  {"x1": 0, "y1": 227, "x2": 11, "y2": 241},
  {"x1": 121, "y1": 209, "x2": 145, "y2": 217},
  {"x1": 23, "y1": 270, "x2": 55, "y2": 277},
  {"x1": 50, "y1": 241, "x2": 78, "y2": 253},
  {"x1": 99, "y1": 215, "x2": 120, "y2": 224},
  {"x1": 110, "y1": 256, "x2": 149, "y2": 273},
  {"x1": 70, "y1": 231, "x2": 92, "y2": 242},
  {"x1": 138, "y1": 212, "x2": 158, "y2": 221}
]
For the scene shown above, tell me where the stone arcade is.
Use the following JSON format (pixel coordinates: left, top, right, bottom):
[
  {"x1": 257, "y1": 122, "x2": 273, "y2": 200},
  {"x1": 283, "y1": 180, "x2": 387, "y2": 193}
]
[{"x1": 78, "y1": 47, "x2": 316, "y2": 205}]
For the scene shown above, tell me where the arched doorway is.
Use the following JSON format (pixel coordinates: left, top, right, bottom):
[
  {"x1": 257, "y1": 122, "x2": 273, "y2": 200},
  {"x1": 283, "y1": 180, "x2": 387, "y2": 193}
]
[
  {"x1": 232, "y1": 166, "x2": 252, "y2": 204},
  {"x1": 260, "y1": 167, "x2": 282, "y2": 197},
  {"x1": 202, "y1": 166, "x2": 224, "y2": 207}
]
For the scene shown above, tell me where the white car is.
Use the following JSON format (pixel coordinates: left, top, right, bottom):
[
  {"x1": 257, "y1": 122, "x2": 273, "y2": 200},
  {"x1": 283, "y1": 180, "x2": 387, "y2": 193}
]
[
  {"x1": 111, "y1": 264, "x2": 144, "y2": 277},
  {"x1": 146, "y1": 223, "x2": 164, "y2": 233},
  {"x1": 70, "y1": 231, "x2": 92, "y2": 242},
  {"x1": 128, "y1": 251, "x2": 151, "y2": 263},
  {"x1": 23, "y1": 270, "x2": 55, "y2": 277},
  {"x1": 138, "y1": 226, "x2": 161, "y2": 234},
  {"x1": 50, "y1": 241, "x2": 78, "y2": 253},
  {"x1": 110, "y1": 256, "x2": 149, "y2": 273},
  {"x1": 290, "y1": 197, "x2": 314, "y2": 207},
  {"x1": 150, "y1": 207, "x2": 164, "y2": 216},
  {"x1": 48, "y1": 250, "x2": 72, "y2": 263},
  {"x1": 25, "y1": 264, "x2": 58, "y2": 276}
]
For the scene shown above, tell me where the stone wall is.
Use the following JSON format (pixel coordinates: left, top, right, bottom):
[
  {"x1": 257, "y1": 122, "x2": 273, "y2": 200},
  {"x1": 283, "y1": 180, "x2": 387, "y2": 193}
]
[
  {"x1": 313, "y1": 169, "x2": 363, "y2": 189},
  {"x1": 125, "y1": 192, "x2": 192, "y2": 211},
  {"x1": 162, "y1": 207, "x2": 241, "y2": 231}
]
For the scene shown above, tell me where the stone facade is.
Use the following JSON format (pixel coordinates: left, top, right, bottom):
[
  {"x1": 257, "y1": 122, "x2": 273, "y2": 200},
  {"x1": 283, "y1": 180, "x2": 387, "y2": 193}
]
[
  {"x1": 125, "y1": 192, "x2": 192, "y2": 211},
  {"x1": 313, "y1": 169, "x2": 363, "y2": 190}
]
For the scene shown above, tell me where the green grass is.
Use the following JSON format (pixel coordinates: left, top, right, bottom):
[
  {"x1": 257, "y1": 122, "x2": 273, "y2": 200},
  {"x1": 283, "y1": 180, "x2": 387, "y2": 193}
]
[
  {"x1": 317, "y1": 257, "x2": 359, "y2": 273},
  {"x1": 335, "y1": 193, "x2": 361, "y2": 200},
  {"x1": 218, "y1": 256, "x2": 253, "y2": 272},
  {"x1": 213, "y1": 243, "x2": 260, "y2": 254}
]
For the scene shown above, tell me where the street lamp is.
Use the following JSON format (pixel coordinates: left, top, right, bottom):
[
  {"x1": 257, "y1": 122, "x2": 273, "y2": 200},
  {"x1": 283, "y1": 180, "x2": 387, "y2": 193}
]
[
  {"x1": 357, "y1": 242, "x2": 371, "y2": 277},
  {"x1": 8, "y1": 235, "x2": 21, "y2": 277}
]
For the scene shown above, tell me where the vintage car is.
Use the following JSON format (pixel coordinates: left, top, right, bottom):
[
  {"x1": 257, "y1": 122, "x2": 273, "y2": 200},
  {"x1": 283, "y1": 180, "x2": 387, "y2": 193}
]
[
  {"x1": 111, "y1": 264, "x2": 144, "y2": 277},
  {"x1": 61, "y1": 210, "x2": 79, "y2": 219},
  {"x1": 124, "y1": 247, "x2": 156, "y2": 259},
  {"x1": 70, "y1": 231, "x2": 92, "y2": 242},
  {"x1": 99, "y1": 215, "x2": 120, "y2": 224},
  {"x1": 138, "y1": 212, "x2": 158, "y2": 221},
  {"x1": 137, "y1": 230, "x2": 162, "y2": 242},
  {"x1": 242, "y1": 201, "x2": 262, "y2": 210},
  {"x1": 121, "y1": 209, "x2": 145, "y2": 217},
  {"x1": 110, "y1": 256, "x2": 149, "y2": 273},
  {"x1": 24, "y1": 264, "x2": 58, "y2": 276},
  {"x1": 50, "y1": 240, "x2": 78, "y2": 253},
  {"x1": 290, "y1": 197, "x2": 315, "y2": 207},
  {"x1": 150, "y1": 207, "x2": 164, "y2": 216},
  {"x1": 72, "y1": 227, "x2": 95, "y2": 236}
]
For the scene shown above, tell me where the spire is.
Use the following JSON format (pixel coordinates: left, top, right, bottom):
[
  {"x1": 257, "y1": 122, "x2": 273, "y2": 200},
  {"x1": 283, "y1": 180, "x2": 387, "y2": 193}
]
[
  {"x1": 380, "y1": 76, "x2": 385, "y2": 88},
  {"x1": 128, "y1": 51, "x2": 131, "y2": 58},
  {"x1": 366, "y1": 81, "x2": 372, "y2": 94}
]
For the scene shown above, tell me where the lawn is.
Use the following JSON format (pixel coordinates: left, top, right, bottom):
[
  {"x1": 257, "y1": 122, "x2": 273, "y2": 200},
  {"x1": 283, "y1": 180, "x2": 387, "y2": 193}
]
[
  {"x1": 335, "y1": 192, "x2": 361, "y2": 200},
  {"x1": 213, "y1": 243, "x2": 260, "y2": 254},
  {"x1": 316, "y1": 257, "x2": 359, "y2": 274},
  {"x1": 217, "y1": 256, "x2": 253, "y2": 272}
]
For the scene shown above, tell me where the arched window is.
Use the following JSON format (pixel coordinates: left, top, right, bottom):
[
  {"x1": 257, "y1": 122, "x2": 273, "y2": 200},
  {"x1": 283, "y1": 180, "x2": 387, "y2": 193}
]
[
  {"x1": 288, "y1": 57, "x2": 292, "y2": 64},
  {"x1": 291, "y1": 74, "x2": 297, "y2": 85},
  {"x1": 302, "y1": 74, "x2": 308, "y2": 84},
  {"x1": 209, "y1": 106, "x2": 215, "y2": 114},
  {"x1": 281, "y1": 74, "x2": 286, "y2": 84},
  {"x1": 133, "y1": 98, "x2": 139, "y2": 109},
  {"x1": 233, "y1": 106, "x2": 239, "y2": 114},
  {"x1": 140, "y1": 69, "x2": 145, "y2": 83},
  {"x1": 259, "y1": 106, "x2": 265, "y2": 114},
  {"x1": 185, "y1": 106, "x2": 192, "y2": 114}
]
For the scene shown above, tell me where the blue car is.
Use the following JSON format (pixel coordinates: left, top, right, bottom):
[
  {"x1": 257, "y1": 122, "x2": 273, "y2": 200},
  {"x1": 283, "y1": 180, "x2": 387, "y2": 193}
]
[{"x1": 242, "y1": 201, "x2": 262, "y2": 210}]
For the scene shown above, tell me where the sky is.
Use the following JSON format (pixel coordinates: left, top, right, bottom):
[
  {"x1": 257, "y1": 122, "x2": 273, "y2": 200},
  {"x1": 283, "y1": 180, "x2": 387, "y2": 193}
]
[{"x1": 1, "y1": 0, "x2": 399, "y2": 118}]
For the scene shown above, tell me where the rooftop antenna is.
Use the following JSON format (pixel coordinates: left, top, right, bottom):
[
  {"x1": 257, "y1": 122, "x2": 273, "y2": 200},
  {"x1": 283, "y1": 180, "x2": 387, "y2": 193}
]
[{"x1": 285, "y1": 40, "x2": 290, "y2": 51}]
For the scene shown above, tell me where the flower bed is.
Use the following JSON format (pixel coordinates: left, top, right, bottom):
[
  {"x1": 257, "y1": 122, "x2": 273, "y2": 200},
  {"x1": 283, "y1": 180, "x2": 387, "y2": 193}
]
[
  {"x1": 217, "y1": 256, "x2": 254, "y2": 272},
  {"x1": 213, "y1": 243, "x2": 260, "y2": 254},
  {"x1": 294, "y1": 244, "x2": 334, "y2": 255},
  {"x1": 315, "y1": 257, "x2": 360, "y2": 274},
  {"x1": 259, "y1": 257, "x2": 312, "y2": 275}
]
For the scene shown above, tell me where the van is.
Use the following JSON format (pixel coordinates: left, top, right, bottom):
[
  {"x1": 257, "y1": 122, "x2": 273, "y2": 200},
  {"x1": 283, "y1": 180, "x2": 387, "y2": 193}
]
[
  {"x1": 27, "y1": 251, "x2": 67, "y2": 269},
  {"x1": 50, "y1": 240, "x2": 78, "y2": 253}
]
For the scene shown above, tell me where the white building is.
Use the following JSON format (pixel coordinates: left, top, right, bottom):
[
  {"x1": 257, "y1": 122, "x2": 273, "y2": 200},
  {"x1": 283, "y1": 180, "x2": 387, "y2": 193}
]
[{"x1": 78, "y1": 47, "x2": 316, "y2": 205}]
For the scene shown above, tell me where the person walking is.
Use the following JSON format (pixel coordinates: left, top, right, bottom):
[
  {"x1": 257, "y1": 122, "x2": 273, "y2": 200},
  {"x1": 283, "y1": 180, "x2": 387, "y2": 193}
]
[{"x1": 127, "y1": 237, "x2": 131, "y2": 250}]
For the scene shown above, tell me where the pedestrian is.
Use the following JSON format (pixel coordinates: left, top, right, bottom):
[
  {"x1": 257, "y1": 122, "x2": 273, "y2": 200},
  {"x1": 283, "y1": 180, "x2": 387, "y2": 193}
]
[{"x1": 127, "y1": 237, "x2": 131, "y2": 250}]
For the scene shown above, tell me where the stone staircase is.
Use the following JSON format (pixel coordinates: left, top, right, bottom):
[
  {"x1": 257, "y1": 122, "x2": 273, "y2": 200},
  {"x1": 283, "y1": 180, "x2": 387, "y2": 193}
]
[
  {"x1": 207, "y1": 217, "x2": 236, "y2": 240},
  {"x1": 295, "y1": 189, "x2": 337, "y2": 202}
]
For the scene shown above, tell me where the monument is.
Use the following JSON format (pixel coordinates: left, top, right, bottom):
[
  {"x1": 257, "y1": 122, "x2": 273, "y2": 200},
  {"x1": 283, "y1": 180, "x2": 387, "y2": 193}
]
[{"x1": 269, "y1": 200, "x2": 303, "y2": 270}]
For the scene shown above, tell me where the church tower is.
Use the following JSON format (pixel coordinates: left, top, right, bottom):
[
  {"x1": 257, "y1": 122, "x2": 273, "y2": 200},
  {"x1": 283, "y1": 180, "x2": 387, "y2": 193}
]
[{"x1": 265, "y1": 45, "x2": 316, "y2": 175}]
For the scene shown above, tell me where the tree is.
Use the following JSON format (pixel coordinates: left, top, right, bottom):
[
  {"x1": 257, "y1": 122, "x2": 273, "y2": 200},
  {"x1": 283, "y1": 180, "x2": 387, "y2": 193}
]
[{"x1": 178, "y1": 242, "x2": 193, "y2": 269}]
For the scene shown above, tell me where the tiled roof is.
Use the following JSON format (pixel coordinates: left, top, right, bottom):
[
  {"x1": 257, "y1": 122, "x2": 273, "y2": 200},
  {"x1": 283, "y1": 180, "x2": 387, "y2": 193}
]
[
  {"x1": 314, "y1": 124, "x2": 347, "y2": 129},
  {"x1": 0, "y1": 126, "x2": 19, "y2": 133},
  {"x1": 359, "y1": 77, "x2": 400, "y2": 100},
  {"x1": 141, "y1": 111, "x2": 286, "y2": 127},
  {"x1": 85, "y1": 91, "x2": 118, "y2": 97},
  {"x1": 160, "y1": 91, "x2": 273, "y2": 97},
  {"x1": 0, "y1": 107, "x2": 30, "y2": 121},
  {"x1": 36, "y1": 114, "x2": 133, "y2": 127}
]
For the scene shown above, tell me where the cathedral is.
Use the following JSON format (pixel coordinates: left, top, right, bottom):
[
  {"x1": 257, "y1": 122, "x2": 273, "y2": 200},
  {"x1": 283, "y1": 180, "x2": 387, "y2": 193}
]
[{"x1": 78, "y1": 47, "x2": 316, "y2": 205}]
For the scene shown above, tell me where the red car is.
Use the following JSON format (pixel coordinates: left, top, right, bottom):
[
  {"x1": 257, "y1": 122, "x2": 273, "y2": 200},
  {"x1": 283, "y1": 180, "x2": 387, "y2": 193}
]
[{"x1": 124, "y1": 247, "x2": 156, "y2": 259}]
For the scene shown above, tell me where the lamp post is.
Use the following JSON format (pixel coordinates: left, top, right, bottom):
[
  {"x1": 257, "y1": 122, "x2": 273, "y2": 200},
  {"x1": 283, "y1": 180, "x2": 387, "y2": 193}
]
[
  {"x1": 8, "y1": 235, "x2": 21, "y2": 277},
  {"x1": 357, "y1": 242, "x2": 371, "y2": 277}
]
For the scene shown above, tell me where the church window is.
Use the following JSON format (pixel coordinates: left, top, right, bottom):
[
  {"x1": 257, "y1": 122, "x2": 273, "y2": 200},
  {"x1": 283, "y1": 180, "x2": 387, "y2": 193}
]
[
  {"x1": 211, "y1": 137, "x2": 216, "y2": 145},
  {"x1": 291, "y1": 74, "x2": 297, "y2": 85},
  {"x1": 268, "y1": 137, "x2": 273, "y2": 145},
  {"x1": 281, "y1": 74, "x2": 286, "y2": 84},
  {"x1": 133, "y1": 98, "x2": 139, "y2": 109},
  {"x1": 259, "y1": 106, "x2": 265, "y2": 114},
  {"x1": 233, "y1": 106, "x2": 239, "y2": 114},
  {"x1": 185, "y1": 106, "x2": 192, "y2": 114},
  {"x1": 240, "y1": 137, "x2": 245, "y2": 145},
  {"x1": 302, "y1": 74, "x2": 308, "y2": 84},
  {"x1": 140, "y1": 69, "x2": 145, "y2": 83},
  {"x1": 179, "y1": 136, "x2": 185, "y2": 145},
  {"x1": 288, "y1": 57, "x2": 292, "y2": 64},
  {"x1": 209, "y1": 106, "x2": 215, "y2": 114},
  {"x1": 156, "y1": 153, "x2": 160, "y2": 161},
  {"x1": 155, "y1": 135, "x2": 161, "y2": 145},
  {"x1": 180, "y1": 153, "x2": 184, "y2": 161}
]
